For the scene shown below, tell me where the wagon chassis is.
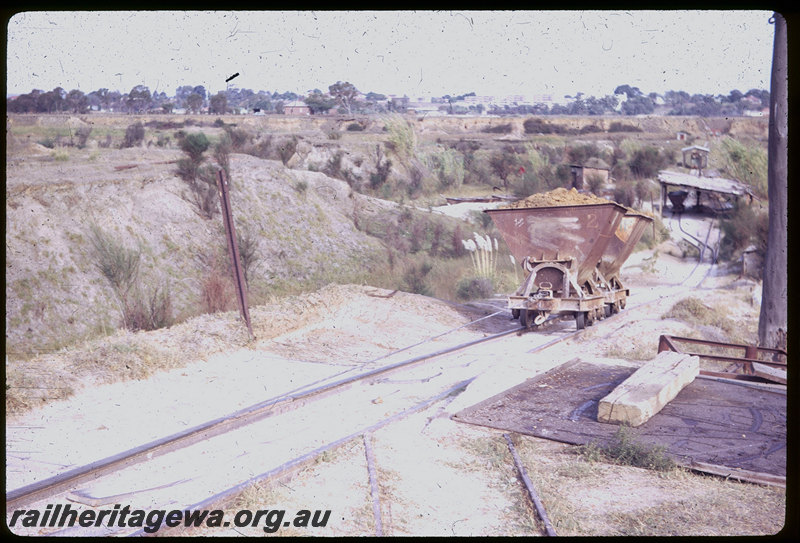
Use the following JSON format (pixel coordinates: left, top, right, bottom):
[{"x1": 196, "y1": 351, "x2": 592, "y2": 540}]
[{"x1": 507, "y1": 257, "x2": 628, "y2": 330}]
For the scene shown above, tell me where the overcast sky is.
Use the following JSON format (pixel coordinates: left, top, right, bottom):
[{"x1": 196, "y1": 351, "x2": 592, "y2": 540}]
[{"x1": 6, "y1": 10, "x2": 776, "y2": 99}]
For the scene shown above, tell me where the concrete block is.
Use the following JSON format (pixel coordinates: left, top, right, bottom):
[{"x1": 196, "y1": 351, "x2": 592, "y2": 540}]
[{"x1": 598, "y1": 351, "x2": 699, "y2": 426}]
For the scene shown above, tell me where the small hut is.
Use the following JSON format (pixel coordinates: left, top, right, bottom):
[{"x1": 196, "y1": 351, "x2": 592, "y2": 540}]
[
  {"x1": 681, "y1": 145, "x2": 710, "y2": 174},
  {"x1": 570, "y1": 157, "x2": 611, "y2": 189}
]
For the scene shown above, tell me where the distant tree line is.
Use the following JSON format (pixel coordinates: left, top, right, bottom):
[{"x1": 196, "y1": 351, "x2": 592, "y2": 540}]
[{"x1": 7, "y1": 81, "x2": 770, "y2": 117}]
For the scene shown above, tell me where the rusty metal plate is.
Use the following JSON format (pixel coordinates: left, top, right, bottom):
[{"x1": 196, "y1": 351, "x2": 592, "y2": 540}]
[
  {"x1": 452, "y1": 359, "x2": 786, "y2": 477},
  {"x1": 486, "y1": 203, "x2": 626, "y2": 285},
  {"x1": 598, "y1": 213, "x2": 653, "y2": 282}
]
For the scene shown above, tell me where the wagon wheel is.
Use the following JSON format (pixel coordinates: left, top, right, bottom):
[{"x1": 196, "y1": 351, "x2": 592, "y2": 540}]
[
  {"x1": 611, "y1": 301, "x2": 620, "y2": 314},
  {"x1": 619, "y1": 298, "x2": 627, "y2": 310},
  {"x1": 512, "y1": 308, "x2": 520, "y2": 320},
  {"x1": 586, "y1": 310, "x2": 595, "y2": 327},
  {"x1": 604, "y1": 304, "x2": 612, "y2": 318},
  {"x1": 575, "y1": 311, "x2": 586, "y2": 330},
  {"x1": 520, "y1": 309, "x2": 530, "y2": 328}
]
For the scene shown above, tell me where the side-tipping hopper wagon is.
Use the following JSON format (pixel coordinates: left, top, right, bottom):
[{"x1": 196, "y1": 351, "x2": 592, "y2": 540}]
[{"x1": 486, "y1": 190, "x2": 646, "y2": 330}]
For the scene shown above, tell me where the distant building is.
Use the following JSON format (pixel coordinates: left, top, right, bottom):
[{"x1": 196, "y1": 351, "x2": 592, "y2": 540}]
[
  {"x1": 283, "y1": 100, "x2": 310, "y2": 115},
  {"x1": 570, "y1": 157, "x2": 611, "y2": 189},
  {"x1": 676, "y1": 130, "x2": 690, "y2": 141}
]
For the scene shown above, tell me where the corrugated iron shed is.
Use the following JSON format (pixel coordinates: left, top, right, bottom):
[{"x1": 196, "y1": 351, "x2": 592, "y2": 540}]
[{"x1": 658, "y1": 170, "x2": 751, "y2": 197}]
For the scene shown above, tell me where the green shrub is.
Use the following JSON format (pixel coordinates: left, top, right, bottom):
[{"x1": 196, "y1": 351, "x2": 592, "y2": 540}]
[
  {"x1": 384, "y1": 114, "x2": 417, "y2": 161},
  {"x1": 719, "y1": 201, "x2": 768, "y2": 261},
  {"x1": 346, "y1": 122, "x2": 364, "y2": 131},
  {"x1": 628, "y1": 146, "x2": 667, "y2": 178},
  {"x1": 456, "y1": 276, "x2": 494, "y2": 300},
  {"x1": 523, "y1": 118, "x2": 566, "y2": 135},
  {"x1": 51, "y1": 149, "x2": 70, "y2": 162},
  {"x1": 635, "y1": 216, "x2": 670, "y2": 250},
  {"x1": 176, "y1": 132, "x2": 218, "y2": 219},
  {"x1": 235, "y1": 223, "x2": 261, "y2": 287},
  {"x1": 224, "y1": 126, "x2": 252, "y2": 151},
  {"x1": 489, "y1": 146, "x2": 523, "y2": 189},
  {"x1": 554, "y1": 164, "x2": 573, "y2": 186},
  {"x1": 612, "y1": 162, "x2": 633, "y2": 182},
  {"x1": 586, "y1": 172, "x2": 606, "y2": 194},
  {"x1": 567, "y1": 143, "x2": 606, "y2": 166},
  {"x1": 123, "y1": 282, "x2": 173, "y2": 332},
  {"x1": 38, "y1": 136, "x2": 57, "y2": 149},
  {"x1": 512, "y1": 170, "x2": 543, "y2": 198},
  {"x1": 156, "y1": 134, "x2": 171, "y2": 148},
  {"x1": 580, "y1": 426, "x2": 676, "y2": 471},
  {"x1": 87, "y1": 224, "x2": 171, "y2": 332},
  {"x1": 370, "y1": 146, "x2": 392, "y2": 190},
  {"x1": 122, "y1": 122, "x2": 145, "y2": 148},
  {"x1": 75, "y1": 125, "x2": 93, "y2": 148},
  {"x1": 635, "y1": 178, "x2": 659, "y2": 203},
  {"x1": 427, "y1": 148, "x2": 465, "y2": 189},
  {"x1": 179, "y1": 132, "x2": 210, "y2": 162},
  {"x1": 713, "y1": 137, "x2": 768, "y2": 197},
  {"x1": 213, "y1": 134, "x2": 232, "y2": 178},
  {"x1": 88, "y1": 224, "x2": 141, "y2": 296},
  {"x1": 482, "y1": 123, "x2": 513, "y2": 134},
  {"x1": 176, "y1": 157, "x2": 200, "y2": 182},
  {"x1": 613, "y1": 180, "x2": 637, "y2": 207},
  {"x1": 401, "y1": 261, "x2": 433, "y2": 295},
  {"x1": 608, "y1": 121, "x2": 643, "y2": 133}
]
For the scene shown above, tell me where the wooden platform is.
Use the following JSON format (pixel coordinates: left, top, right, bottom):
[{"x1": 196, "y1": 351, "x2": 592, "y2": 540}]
[{"x1": 597, "y1": 351, "x2": 699, "y2": 426}]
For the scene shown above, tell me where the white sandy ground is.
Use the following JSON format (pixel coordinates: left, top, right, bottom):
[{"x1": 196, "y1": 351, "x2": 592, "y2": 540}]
[{"x1": 6, "y1": 254, "x2": 781, "y2": 536}]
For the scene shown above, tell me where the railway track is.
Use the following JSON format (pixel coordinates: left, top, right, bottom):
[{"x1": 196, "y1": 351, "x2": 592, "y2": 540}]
[{"x1": 6, "y1": 281, "x2": 700, "y2": 536}]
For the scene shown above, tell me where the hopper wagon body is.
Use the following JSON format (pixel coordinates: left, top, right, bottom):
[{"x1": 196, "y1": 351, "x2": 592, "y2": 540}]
[{"x1": 486, "y1": 202, "x2": 651, "y2": 329}]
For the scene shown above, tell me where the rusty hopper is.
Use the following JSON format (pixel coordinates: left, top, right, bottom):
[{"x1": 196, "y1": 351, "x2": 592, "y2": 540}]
[
  {"x1": 486, "y1": 202, "x2": 628, "y2": 286},
  {"x1": 598, "y1": 212, "x2": 654, "y2": 287}
]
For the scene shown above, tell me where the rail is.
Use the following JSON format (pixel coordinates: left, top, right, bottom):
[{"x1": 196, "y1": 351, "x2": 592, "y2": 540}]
[{"x1": 6, "y1": 323, "x2": 521, "y2": 511}]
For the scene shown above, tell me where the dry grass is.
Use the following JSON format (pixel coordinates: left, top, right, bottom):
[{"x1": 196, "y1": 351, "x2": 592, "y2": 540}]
[
  {"x1": 510, "y1": 435, "x2": 785, "y2": 537},
  {"x1": 186, "y1": 437, "x2": 372, "y2": 537},
  {"x1": 5, "y1": 284, "x2": 361, "y2": 416},
  {"x1": 662, "y1": 296, "x2": 738, "y2": 336},
  {"x1": 604, "y1": 341, "x2": 659, "y2": 361},
  {"x1": 455, "y1": 435, "x2": 546, "y2": 535},
  {"x1": 606, "y1": 477, "x2": 786, "y2": 536}
]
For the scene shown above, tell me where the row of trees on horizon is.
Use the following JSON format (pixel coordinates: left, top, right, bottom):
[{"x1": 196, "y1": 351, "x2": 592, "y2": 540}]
[{"x1": 7, "y1": 81, "x2": 771, "y2": 117}]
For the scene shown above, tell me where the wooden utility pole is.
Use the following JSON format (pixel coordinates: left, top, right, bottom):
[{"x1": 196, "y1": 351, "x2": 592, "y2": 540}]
[{"x1": 758, "y1": 12, "x2": 788, "y2": 351}]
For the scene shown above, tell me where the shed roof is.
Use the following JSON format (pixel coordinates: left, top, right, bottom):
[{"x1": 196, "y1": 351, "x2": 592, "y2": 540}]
[
  {"x1": 583, "y1": 157, "x2": 610, "y2": 170},
  {"x1": 681, "y1": 145, "x2": 710, "y2": 153},
  {"x1": 284, "y1": 100, "x2": 309, "y2": 108},
  {"x1": 657, "y1": 170, "x2": 751, "y2": 196}
]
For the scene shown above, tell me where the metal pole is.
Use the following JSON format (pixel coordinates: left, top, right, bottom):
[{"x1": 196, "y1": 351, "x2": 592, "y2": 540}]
[{"x1": 216, "y1": 169, "x2": 254, "y2": 339}]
